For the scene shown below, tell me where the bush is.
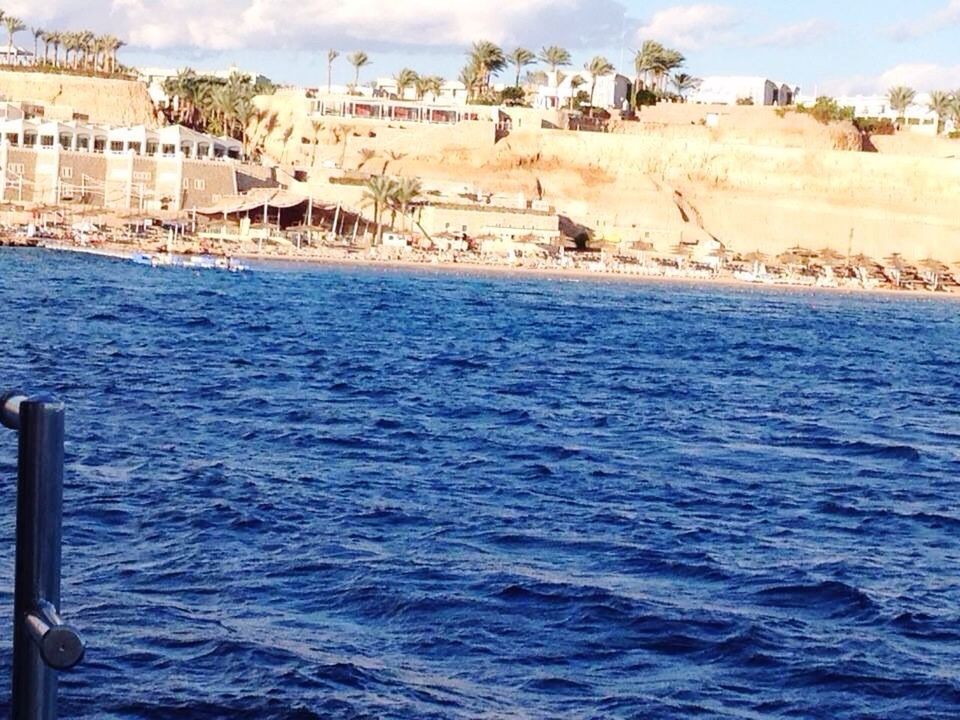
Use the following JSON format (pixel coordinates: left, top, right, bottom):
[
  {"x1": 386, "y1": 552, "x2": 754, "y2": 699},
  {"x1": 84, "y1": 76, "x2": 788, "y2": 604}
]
[
  {"x1": 854, "y1": 117, "x2": 896, "y2": 135},
  {"x1": 796, "y1": 96, "x2": 854, "y2": 124},
  {"x1": 736, "y1": 96, "x2": 755, "y2": 105},
  {"x1": 949, "y1": 130, "x2": 960, "y2": 140},
  {"x1": 499, "y1": 86, "x2": 527, "y2": 106},
  {"x1": 633, "y1": 89, "x2": 657, "y2": 108}
]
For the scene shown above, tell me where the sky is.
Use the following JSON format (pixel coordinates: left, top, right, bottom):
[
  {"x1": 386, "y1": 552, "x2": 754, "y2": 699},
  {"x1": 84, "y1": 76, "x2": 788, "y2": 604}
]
[{"x1": 11, "y1": 0, "x2": 960, "y2": 95}]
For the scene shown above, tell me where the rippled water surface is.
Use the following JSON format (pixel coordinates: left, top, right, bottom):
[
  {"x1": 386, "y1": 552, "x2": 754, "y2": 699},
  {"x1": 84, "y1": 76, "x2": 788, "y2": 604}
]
[{"x1": 1, "y1": 248, "x2": 959, "y2": 718}]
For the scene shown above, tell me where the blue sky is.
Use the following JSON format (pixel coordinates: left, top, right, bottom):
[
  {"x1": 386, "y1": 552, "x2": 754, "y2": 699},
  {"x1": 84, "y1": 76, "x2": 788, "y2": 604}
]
[{"x1": 16, "y1": 1, "x2": 960, "y2": 94}]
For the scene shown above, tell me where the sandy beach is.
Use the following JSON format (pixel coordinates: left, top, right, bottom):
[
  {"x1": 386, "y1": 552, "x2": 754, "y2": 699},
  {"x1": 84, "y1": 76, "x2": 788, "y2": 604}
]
[{"x1": 28, "y1": 237, "x2": 960, "y2": 303}]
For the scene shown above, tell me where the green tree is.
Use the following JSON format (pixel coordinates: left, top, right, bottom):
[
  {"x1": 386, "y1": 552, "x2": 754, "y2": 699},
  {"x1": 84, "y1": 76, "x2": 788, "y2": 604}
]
[
  {"x1": 467, "y1": 40, "x2": 506, "y2": 96},
  {"x1": 569, "y1": 75, "x2": 585, "y2": 109},
  {"x1": 327, "y1": 49, "x2": 339, "y2": 93},
  {"x1": 3, "y1": 15, "x2": 24, "y2": 64},
  {"x1": 415, "y1": 74, "x2": 443, "y2": 101},
  {"x1": 509, "y1": 47, "x2": 536, "y2": 87},
  {"x1": 362, "y1": 175, "x2": 399, "y2": 245},
  {"x1": 927, "y1": 90, "x2": 952, "y2": 134},
  {"x1": 585, "y1": 56, "x2": 615, "y2": 115},
  {"x1": 538, "y1": 45, "x2": 571, "y2": 74},
  {"x1": 390, "y1": 177, "x2": 422, "y2": 232},
  {"x1": 394, "y1": 67, "x2": 419, "y2": 99},
  {"x1": 348, "y1": 51, "x2": 370, "y2": 91},
  {"x1": 31, "y1": 26, "x2": 44, "y2": 62},
  {"x1": 634, "y1": 40, "x2": 666, "y2": 93},
  {"x1": 671, "y1": 72, "x2": 701, "y2": 100},
  {"x1": 887, "y1": 86, "x2": 916, "y2": 123}
]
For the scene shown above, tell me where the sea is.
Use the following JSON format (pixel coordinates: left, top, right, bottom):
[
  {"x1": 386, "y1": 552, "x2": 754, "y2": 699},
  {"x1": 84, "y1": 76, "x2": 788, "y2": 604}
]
[{"x1": 0, "y1": 248, "x2": 958, "y2": 719}]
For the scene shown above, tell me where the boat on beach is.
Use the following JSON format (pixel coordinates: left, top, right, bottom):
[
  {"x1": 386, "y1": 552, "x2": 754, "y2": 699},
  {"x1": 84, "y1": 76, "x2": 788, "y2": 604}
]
[{"x1": 130, "y1": 252, "x2": 249, "y2": 273}]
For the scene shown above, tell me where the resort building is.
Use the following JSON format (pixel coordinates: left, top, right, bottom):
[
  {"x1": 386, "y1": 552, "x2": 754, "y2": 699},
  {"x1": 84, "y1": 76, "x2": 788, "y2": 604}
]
[
  {"x1": 534, "y1": 71, "x2": 632, "y2": 111},
  {"x1": 690, "y1": 77, "x2": 800, "y2": 106},
  {"x1": 0, "y1": 120, "x2": 242, "y2": 159},
  {"x1": 309, "y1": 95, "x2": 495, "y2": 124},
  {"x1": 796, "y1": 93, "x2": 949, "y2": 135},
  {"x1": 372, "y1": 78, "x2": 469, "y2": 105},
  {"x1": 0, "y1": 121, "x2": 264, "y2": 211},
  {"x1": 0, "y1": 46, "x2": 34, "y2": 67},
  {"x1": 416, "y1": 201, "x2": 561, "y2": 244}
]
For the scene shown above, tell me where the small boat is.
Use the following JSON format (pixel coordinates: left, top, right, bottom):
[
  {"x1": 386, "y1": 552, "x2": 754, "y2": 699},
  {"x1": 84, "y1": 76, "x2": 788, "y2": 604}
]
[{"x1": 130, "y1": 252, "x2": 249, "y2": 273}]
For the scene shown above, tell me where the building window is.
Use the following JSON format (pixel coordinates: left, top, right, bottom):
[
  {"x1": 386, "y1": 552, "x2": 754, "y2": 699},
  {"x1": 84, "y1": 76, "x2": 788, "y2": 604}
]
[
  {"x1": 61, "y1": 167, "x2": 74, "y2": 179},
  {"x1": 59, "y1": 134, "x2": 72, "y2": 150},
  {"x1": 40, "y1": 135, "x2": 54, "y2": 148},
  {"x1": 110, "y1": 141, "x2": 124, "y2": 152},
  {"x1": 183, "y1": 178, "x2": 190, "y2": 190},
  {"x1": 94, "y1": 138, "x2": 106, "y2": 153},
  {"x1": 9, "y1": 163, "x2": 24, "y2": 174},
  {"x1": 133, "y1": 171, "x2": 152, "y2": 182},
  {"x1": 77, "y1": 136, "x2": 90, "y2": 150},
  {"x1": 146, "y1": 142, "x2": 159, "y2": 156},
  {"x1": 24, "y1": 133, "x2": 37, "y2": 146},
  {"x1": 162, "y1": 144, "x2": 176, "y2": 156},
  {"x1": 194, "y1": 179, "x2": 205, "y2": 190},
  {"x1": 5, "y1": 133, "x2": 17, "y2": 146}
]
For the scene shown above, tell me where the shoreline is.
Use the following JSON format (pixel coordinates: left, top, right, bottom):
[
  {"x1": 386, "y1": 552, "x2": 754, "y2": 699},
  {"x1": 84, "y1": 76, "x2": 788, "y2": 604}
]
[{"x1": 22, "y1": 240, "x2": 960, "y2": 303}]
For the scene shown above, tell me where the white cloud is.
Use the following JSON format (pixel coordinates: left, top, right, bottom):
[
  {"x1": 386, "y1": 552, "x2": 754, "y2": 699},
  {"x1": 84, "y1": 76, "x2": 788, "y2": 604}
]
[
  {"x1": 636, "y1": 4, "x2": 738, "y2": 50},
  {"x1": 752, "y1": 19, "x2": 832, "y2": 48},
  {"x1": 889, "y1": 0, "x2": 960, "y2": 40},
  {"x1": 13, "y1": 0, "x2": 625, "y2": 51},
  {"x1": 824, "y1": 63, "x2": 960, "y2": 95}
]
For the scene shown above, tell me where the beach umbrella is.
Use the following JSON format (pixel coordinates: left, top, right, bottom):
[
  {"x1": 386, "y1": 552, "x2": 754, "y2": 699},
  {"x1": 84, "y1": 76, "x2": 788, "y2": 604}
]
[
  {"x1": 817, "y1": 248, "x2": 845, "y2": 265},
  {"x1": 742, "y1": 251, "x2": 768, "y2": 263}
]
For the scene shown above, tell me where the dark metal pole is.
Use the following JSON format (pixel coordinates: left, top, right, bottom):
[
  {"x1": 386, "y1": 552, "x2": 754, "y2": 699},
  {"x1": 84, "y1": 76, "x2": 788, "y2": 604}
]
[{"x1": 2, "y1": 393, "x2": 84, "y2": 720}]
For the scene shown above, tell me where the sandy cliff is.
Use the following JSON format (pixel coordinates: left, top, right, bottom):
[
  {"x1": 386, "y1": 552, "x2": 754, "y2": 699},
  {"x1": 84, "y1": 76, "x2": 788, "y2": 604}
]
[
  {"x1": 252, "y1": 94, "x2": 960, "y2": 262},
  {"x1": 0, "y1": 71, "x2": 159, "y2": 127}
]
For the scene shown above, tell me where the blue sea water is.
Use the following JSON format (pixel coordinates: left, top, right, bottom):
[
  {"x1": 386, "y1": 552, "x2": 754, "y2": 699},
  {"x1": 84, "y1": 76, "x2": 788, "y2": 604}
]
[{"x1": 1, "y1": 247, "x2": 959, "y2": 719}]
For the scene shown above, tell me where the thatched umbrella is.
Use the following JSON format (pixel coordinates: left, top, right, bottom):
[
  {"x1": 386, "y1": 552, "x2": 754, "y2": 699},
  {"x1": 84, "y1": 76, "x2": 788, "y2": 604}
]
[
  {"x1": 818, "y1": 248, "x2": 845, "y2": 266},
  {"x1": 671, "y1": 243, "x2": 693, "y2": 269},
  {"x1": 883, "y1": 253, "x2": 909, "y2": 288},
  {"x1": 919, "y1": 257, "x2": 950, "y2": 290}
]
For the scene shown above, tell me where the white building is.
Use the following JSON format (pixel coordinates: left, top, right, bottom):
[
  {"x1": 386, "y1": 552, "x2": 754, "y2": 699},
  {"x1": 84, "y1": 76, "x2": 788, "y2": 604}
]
[
  {"x1": 0, "y1": 119, "x2": 242, "y2": 159},
  {"x1": 690, "y1": 77, "x2": 800, "y2": 106},
  {"x1": 372, "y1": 78, "x2": 469, "y2": 106},
  {"x1": 535, "y1": 71, "x2": 631, "y2": 111},
  {"x1": 0, "y1": 46, "x2": 33, "y2": 66},
  {"x1": 795, "y1": 93, "x2": 948, "y2": 135}
]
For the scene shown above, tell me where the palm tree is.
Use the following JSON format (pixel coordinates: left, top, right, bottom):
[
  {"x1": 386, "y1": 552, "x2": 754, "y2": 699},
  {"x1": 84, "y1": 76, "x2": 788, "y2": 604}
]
[
  {"x1": 394, "y1": 67, "x2": 419, "y2": 99},
  {"x1": 888, "y1": 86, "x2": 916, "y2": 124},
  {"x1": 347, "y1": 51, "x2": 370, "y2": 92},
  {"x1": 467, "y1": 41, "x2": 505, "y2": 96},
  {"x1": 326, "y1": 49, "x2": 339, "y2": 93},
  {"x1": 634, "y1": 40, "x2": 666, "y2": 94},
  {"x1": 47, "y1": 31, "x2": 62, "y2": 66},
  {"x1": 362, "y1": 175, "x2": 398, "y2": 245},
  {"x1": 949, "y1": 94, "x2": 960, "y2": 133},
  {"x1": 585, "y1": 56, "x2": 615, "y2": 115},
  {"x1": 658, "y1": 49, "x2": 685, "y2": 94},
  {"x1": 3, "y1": 15, "x2": 24, "y2": 65},
  {"x1": 671, "y1": 73, "x2": 701, "y2": 100},
  {"x1": 459, "y1": 62, "x2": 481, "y2": 99},
  {"x1": 415, "y1": 74, "x2": 443, "y2": 101},
  {"x1": 31, "y1": 27, "x2": 44, "y2": 64},
  {"x1": 390, "y1": 177, "x2": 422, "y2": 232},
  {"x1": 927, "y1": 90, "x2": 952, "y2": 134},
  {"x1": 569, "y1": 75, "x2": 585, "y2": 109},
  {"x1": 509, "y1": 47, "x2": 536, "y2": 87},
  {"x1": 539, "y1": 45, "x2": 571, "y2": 76}
]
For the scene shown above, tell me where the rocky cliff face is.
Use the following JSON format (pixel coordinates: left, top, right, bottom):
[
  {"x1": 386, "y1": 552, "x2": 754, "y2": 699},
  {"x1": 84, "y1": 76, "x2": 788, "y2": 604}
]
[
  {"x1": 0, "y1": 71, "x2": 159, "y2": 127},
  {"x1": 253, "y1": 93, "x2": 960, "y2": 262}
]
